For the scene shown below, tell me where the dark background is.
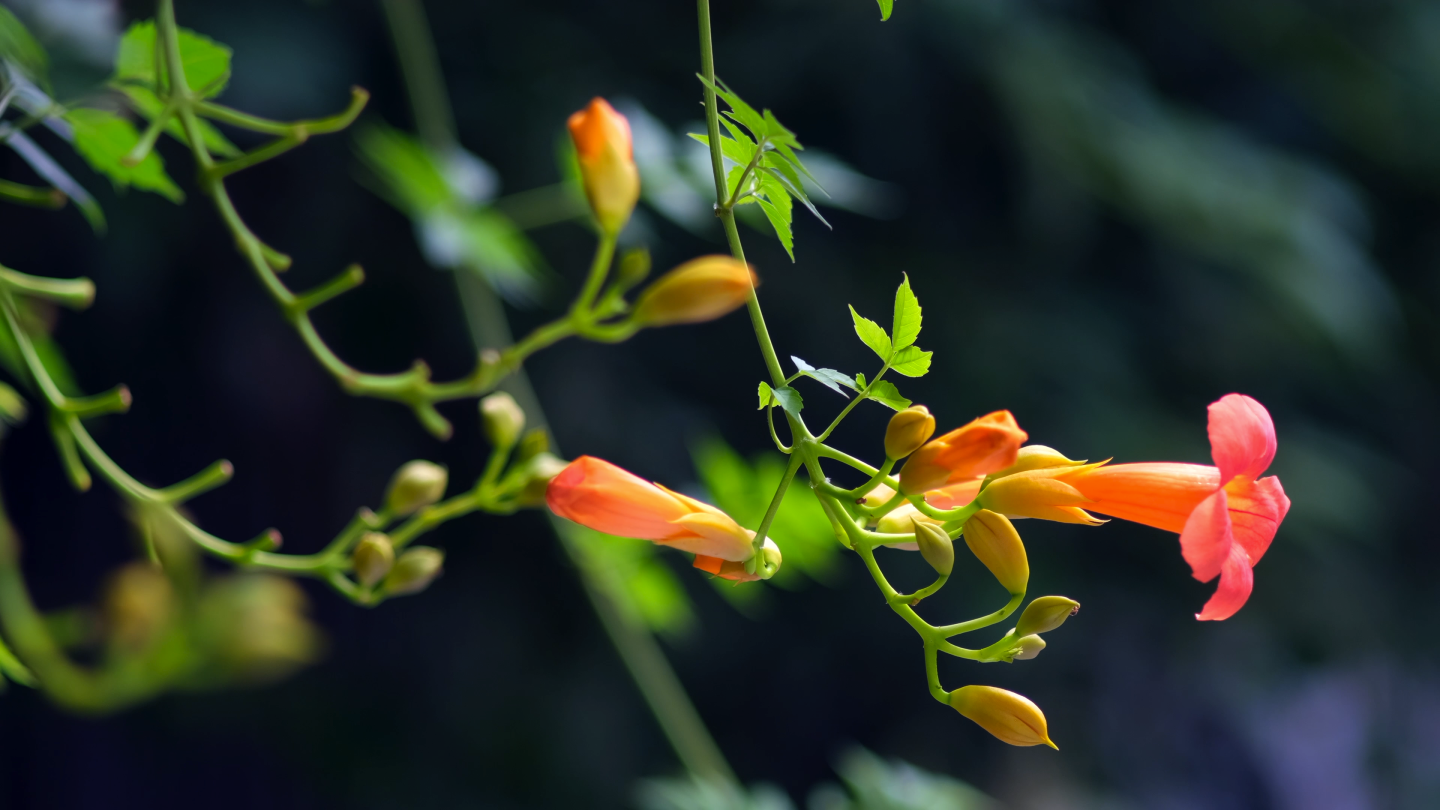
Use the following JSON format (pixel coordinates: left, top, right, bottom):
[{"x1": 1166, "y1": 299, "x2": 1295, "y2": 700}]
[{"x1": 1, "y1": 0, "x2": 1438, "y2": 807}]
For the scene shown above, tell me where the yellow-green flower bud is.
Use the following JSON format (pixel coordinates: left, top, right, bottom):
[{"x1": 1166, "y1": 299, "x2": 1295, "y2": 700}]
[
  {"x1": 875, "y1": 502, "x2": 938, "y2": 536},
  {"x1": 949, "y1": 685, "x2": 1058, "y2": 749},
  {"x1": 860, "y1": 483, "x2": 896, "y2": 509},
  {"x1": 0, "y1": 381, "x2": 27, "y2": 425},
  {"x1": 383, "y1": 547, "x2": 444, "y2": 596},
  {"x1": 986, "y1": 444, "x2": 1086, "y2": 482},
  {"x1": 514, "y1": 428, "x2": 551, "y2": 463},
  {"x1": 384, "y1": 461, "x2": 448, "y2": 516},
  {"x1": 912, "y1": 519, "x2": 954, "y2": 576},
  {"x1": 480, "y1": 392, "x2": 526, "y2": 449},
  {"x1": 884, "y1": 405, "x2": 936, "y2": 460},
  {"x1": 1014, "y1": 596, "x2": 1080, "y2": 636},
  {"x1": 352, "y1": 532, "x2": 395, "y2": 588},
  {"x1": 515, "y1": 452, "x2": 569, "y2": 508},
  {"x1": 103, "y1": 563, "x2": 175, "y2": 652},
  {"x1": 962, "y1": 509, "x2": 1029, "y2": 595},
  {"x1": 197, "y1": 574, "x2": 322, "y2": 685},
  {"x1": 1011, "y1": 634, "x2": 1046, "y2": 661}
]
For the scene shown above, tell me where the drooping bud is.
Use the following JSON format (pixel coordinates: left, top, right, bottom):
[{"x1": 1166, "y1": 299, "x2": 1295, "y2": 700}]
[
  {"x1": 986, "y1": 445, "x2": 1086, "y2": 482},
  {"x1": 568, "y1": 97, "x2": 640, "y2": 235},
  {"x1": 384, "y1": 460, "x2": 448, "y2": 516},
  {"x1": 383, "y1": 547, "x2": 445, "y2": 596},
  {"x1": 977, "y1": 464, "x2": 1106, "y2": 526},
  {"x1": 912, "y1": 519, "x2": 954, "y2": 576},
  {"x1": 949, "y1": 685, "x2": 1058, "y2": 749},
  {"x1": 480, "y1": 391, "x2": 526, "y2": 449},
  {"x1": 899, "y1": 411, "x2": 1027, "y2": 494},
  {"x1": 515, "y1": 452, "x2": 569, "y2": 508},
  {"x1": 1010, "y1": 634, "x2": 1046, "y2": 661},
  {"x1": 885, "y1": 405, "x2": 936, "y2": 460},
  {"x1": 352, "y1": 532, "x2": 395, "y2": 588},
  {"x1": 631, "y1": 256, "x2": 756, "y2": 328},
  {"x1": 693, "y1": 538, "x2": 782, "y2": 582},
  {"x1": 962, "y1": 510, "x2": 1029, "y2": 595},
  {"x1": 1015, "y1": 596, "x2": 1081, "y2": 636}
]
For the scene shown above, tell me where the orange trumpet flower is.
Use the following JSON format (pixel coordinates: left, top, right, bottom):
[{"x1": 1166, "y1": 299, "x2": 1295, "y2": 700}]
[
  {"x1": 899, "y1": 410, "x2": 1027, "y2": 494},
  {"x1": 546, "y1": 456, "x2": 756, "y2": 562}
]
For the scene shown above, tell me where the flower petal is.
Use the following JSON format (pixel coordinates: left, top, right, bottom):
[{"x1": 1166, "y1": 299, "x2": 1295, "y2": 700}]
[
  {"x1": 665, "y1": 512, "x2": 755, "y2": 561},
  {"x1": 1225, "y1": 474, "x2": 1290, "y2": 566},
  {"x1": 546, "y1": 456, "x2": 690, "y2": 540},
  {"x1": 1069, "y1": 462, "x2": 1219, "y2": 533},
  {"x1": 1196, "y1": 542, "x2": 1254, "y2": 621},
  {"x1": 926, "y1": 478, "x2": 983, "y2": 509},
  {"x1": 1178, "y1": 488, "x2": 1232, "y2": 583},
  {"x1": 1208, "y1": 394, "x2": 1277, "y2": 483}
]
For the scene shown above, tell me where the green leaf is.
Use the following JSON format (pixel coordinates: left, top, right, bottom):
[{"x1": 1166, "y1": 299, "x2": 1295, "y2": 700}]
[
  {"x1": 0, "y1": 7, "x2": 48, "y2": 86},
  {"x1": 877, "y1": 0, "x2": 895, "y2": 21},
  {"x1": 757, "y1": 381, "x2": 775, "y2": 410},
  {"x1": 854, "y1": 372, "x2": 868, "y2": 389},
  {"x1": 759, "y1": 381, "x2": 804, "y2": 416},
  {"x1": 63, "y1": 108, "x2": 183, "y2": 203},
  {"x1": 890, "y1": 345, "x2": 933, "y2": 378},
  {"x1": 849, "y1": 305, "x2": 892, "y2": 361},
  {"x1": 867, "y1": 380, "x2": 911, "y2": 411},
  {"x1": 891, "y1": 273, "x2": 922, "y2": 351},
  {"x1": 757, "y1": 182, "x2": 794, "y2": 261},
  {"x1": 354, "y1": 124, "x2": 451, "y2": 214},
  {"x1": 790, "y1": 356, "x2": 857, "y2": 397},
  {"x1": 115, "y1": 20, "x2": 232, "y2": 99},
  {"x1": 118, "y1": 85, "x2": 239, "y2": 157}
]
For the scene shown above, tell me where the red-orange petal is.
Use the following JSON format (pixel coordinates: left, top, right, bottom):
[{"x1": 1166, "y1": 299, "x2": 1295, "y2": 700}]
[
  {"x1": 546, "y1": 456, "x2": 689, "y2": 540},
  {"x1": 925, "y1": 478, "x2": 983, "y2": 509},
  {"x1": 1069, "y1": 462, "x2": 1219, "y2": 534},
  {"x1": 1179, "y1": 488, "x2": 1232, "y2": 583},
  {"x1": 1224, "y1": 474, "x2": 1289, "y2": 566},
  {"x1": 1208, "y1": 394, "x2": 1277, "y2": 483},
  {"x1": 1196, "y1": 541, "x2": 1254, "y2": 621}
]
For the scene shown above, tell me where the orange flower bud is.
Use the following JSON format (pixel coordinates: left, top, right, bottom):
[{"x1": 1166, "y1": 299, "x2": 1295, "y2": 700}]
[
  {"x1": 568, "y1": 97, "x2": 640, "y2": 234},
  {"x1": 1014, "y1": 596, "x2": 1080, "y2": 636},
  {"x1": 898, "y1": 411, "x2": 1027, "y2": 494},
  {"x1": 547, "y1": 456, "x2": 756, "y2": 561},
  {"x1": 693, "y1": 538, "x2": 782, "y2": 582},
  {"x1": 976, "y1": 463, "x2": 1108, "y2": 526},
  {"x1": 631, "y1": 256, "x2": 756, "y2": 328},
  {"x1": 962, "y1": 509, "x2": 1029, "y2": 594},
  {"x1": 884, "y1": 405, "x2": 936, "y2": 460},
  {"x1": 949, "y1": 685, "x2": 1058, "y2": 749}
]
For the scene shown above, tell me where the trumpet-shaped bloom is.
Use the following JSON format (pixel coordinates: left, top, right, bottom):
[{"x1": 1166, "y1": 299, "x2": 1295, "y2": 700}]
[
  {"x1": 899, "y1": 411, "x2": 1027, "y2": 494},
  {"x1": 547, "y1": 456, "x2": 756, "y2": 561}
]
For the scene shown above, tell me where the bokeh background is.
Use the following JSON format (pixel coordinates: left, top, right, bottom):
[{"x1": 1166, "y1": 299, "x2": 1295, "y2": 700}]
[{"x1": 1, "y1": 0, "x2": 1438, "y2": 807}]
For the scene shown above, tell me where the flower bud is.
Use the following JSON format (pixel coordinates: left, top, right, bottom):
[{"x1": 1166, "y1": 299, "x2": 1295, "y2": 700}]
[
  {"x1": 976, "y1": 464, "x2": 1106, "y2": 526},
  {"x1": 1014, "y1": 596, "x2": 1080, "y2": 636},
  {"x1": 631, "y1": 256, "x2": 756, "y2": 328},
  {"x1": 860, "y1": 483, "x2": 896, "y2": 509},
  {"x1": 986, "y1": 445, "x2": 1086, "y2": 481},
  {"x1": 0, "y1": 381, "x2": 27, "y2": 425},
  {"x1": 568, "y1": 97, "x2": 640, "y2": 234},
  {"x1": 693, "y1": 538, "x2": 782, "y2": 582},
  {"x1": 616, "y1": 247, "x2": 652, "y2": 290},
  {"x1": 480, "y1": 391, "x2": 526, "y2": 449},
  {"x1": 912, "y1": 519, "x2": 954, "y2": 576},
  {"x1": 875, "y1": 502, "x2": 938, "y2": 537},
  {"x1": 197, "y1": 574, "x2": 322, "y2": 685},
  {"x1": 103, "y1": 563, "x2": 174, "y2": 652},
  {"x1": 514, "y1": 428, "x2": 551, "y2": 463},
  {"x1": 383, "y1": 547, "x2": 445, "y2": 596},
  {"x1": 899, "y1": 410, "x2": 1027, "y2": 494},
  {"x1": 352, "y1": 532, "x2": 395, "y2": 588},
  {"x1": 949, "y1": 685, "x2": 1058, "y2": 749},
  {"x1": 515, "y1": 452, "x2": 569, "y2": 508},
  {"x1": 1010, "y1": 634, "x2": 1046, "y2": 661},
  {"x1": 885, "y1": 405, "x2": 936, "y2": 460},
  {"x1": 384, "y1": 461, "x2": 448, "y2": 516},
  {"x1": 962, "y1": 510, "x2": 1029, "y2": 594}
]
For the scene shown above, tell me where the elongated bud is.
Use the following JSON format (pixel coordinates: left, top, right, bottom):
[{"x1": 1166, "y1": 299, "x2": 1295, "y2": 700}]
[
  {"x1": 352, "y1": 532, "x2": 395, "y2": 588},
  {"x1": 885, "y1": 405, "x2": 936, "y2": 460},
  {"x1": 899, "y1": 410, "x2": 1027, "y2": 494},
  {"x1": 632, "y1": 256, "x2": 756, "y2": 328},
  {"x1": 1010, "y1": 634, "x2": 1046, "y2": 661},
  {"x1": 480, "y1": 392, "x2": 526, "y2": 449},
  {"x1": 962, "y1": 510, "x2": 1029, "y2": 594},
  {"x1": 384, "y1": 461, "x2": 448, "y2": 515},
  {"x1": 1015, "y1": 596, "x2": 1080, "y2": 636},
  {"x1": 860, "y1": 483, "x2": 896, "y2": 509},
  {"x1": 912, "y1": 519, "x2": 954, "y2": 576},
  {"x1": 568, "y1": 97, "x2": 639, "y2": 234},
  {"x1": 383, "y1": 547, "x2": 445, "y2": 596},
  {"x1": 987, "y1": 445, "x2": 1086, "y2": 482},
  {"x1": 515, "y1": 452, "x2": 569, "y2": 507},
  {"x1": 875, "y1": 502, "x2": 938, "y2": 536},
  {"x1": 949, "y1": 685, "x2": 1058, "y2": 749},
  {"x1": 977, "y1": 465, "x2": 1106, "y2": 526}
]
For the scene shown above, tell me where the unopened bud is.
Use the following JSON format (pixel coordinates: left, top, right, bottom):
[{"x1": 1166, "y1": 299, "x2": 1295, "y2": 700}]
[
  {"x1": 515, "y1": 428, "x2": 550, "y2": 463},
  {"x1": 1015, "y1": 596, "x2": 1080, "y2": 636},
  {"x1": 383, "y1": 547, "x2": 444, "y2": 596},
  {"x1": 949, "y1": 685, "x2": 1057, "y2": 749},
  {"x1": 912, "y1": 519, "x2": 954, "y2": 576},
  {"x1": 0, "y1": 381, "x2": 27, "y2": 425},
  {"x1": 616, "y1": 247, "x2": 652, "y2": 290},
  {"x1": 693, "y1": 538, "x2": 782, "y2": 582},
  {"x1": 480, "y1": 392, "x2": 526, "y2": 448},
  {"x1": 860, "y1": 483, "x2": 896, "y2": 508},
  {"x1": 632, "y1": 256, "x2": 756, "y2": 328},
  {"x1": 1011, "y1": 634, "x2": 1046, "y2": 661},
  {"x1": 384, "y1": 460, "x2": 448, "y2": 516},
  {"x1": 515, "y1": 452, "x2": 569, "y2": 507},
  {"x1": 876, "y1": 502, "x2": 938, "y2": 536},
  {"x1": 885, "y1": 405, "x2": 936, "y2": 460},
  {"x1": 352, "y1": 533, "x2": 395, "y2": 588},
  {"x1": 986, "y1": 445, "x2": 1086, "y2": 482},
  {"x1": 103, "y1": 563, "x2": 174, "y2": 652},
  {"x1": 962, "y1": 510, "x2": 1029, "y2": 594},
  {"x1": 977, "y1": 464, "x2": 1106, "y2": 526},
  {"x1": 568, "y1": 97, "x2": 640, "y2": 235},
  {"x1": 198, "y1": 575, "x2": 322, "y2": 685}
]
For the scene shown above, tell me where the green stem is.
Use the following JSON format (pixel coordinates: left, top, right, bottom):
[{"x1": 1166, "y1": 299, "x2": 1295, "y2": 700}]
[
  {"x1": 379, "y1": 0, "x2": 457, "y2": 152},
  {"x1": 750, "y1": 450, "x2": 803, "y2": 561}
]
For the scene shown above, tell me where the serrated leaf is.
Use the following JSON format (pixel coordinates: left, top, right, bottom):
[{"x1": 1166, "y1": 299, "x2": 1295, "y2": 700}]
[
  {"x1": 115, "y1": 21, "x2": 232, "y2": 99},
  {"x1": 854, "y1": 372, "x2": 868, "y2": 389},
  {"x1": 890, "y1": 344, "x2": 933, "y2": 377},
  {"x1": 892, "y1": 273, "x2": 922, "y2": 351},
  {"x1": 850, "y1": 305, "x2": 892, "y2": 361},
  {"x1": 877, "y1": 0, "x2": 895, "y2": 21},
  {"x1": 867, "y1": 380, "x2": 911, "y2": 411},
  {"x1": 771, "y1": 385, "x2": 804, "y2": 416},
  {"x1": 762, "y1": 165, "x2": 831, "y2": 229},
  {"x1": 757, "y1": 196, "x2": 794, "y2": 261},
  {"x1": 64, "y1": 108, "x2": 183, "y2": 203},
  {"x1": 118, "y1": 85, "x2": 239, "y2": 157},
  {"x1": 757, "y1": 381, "x2": 775, "y2": 410},
  {"x1": 790, "y1": 356, "x2": 855, "y2": 397}
]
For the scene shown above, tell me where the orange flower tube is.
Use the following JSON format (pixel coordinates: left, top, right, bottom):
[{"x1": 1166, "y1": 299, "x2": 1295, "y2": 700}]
[
  {"x1": 546, "y1": 456, "x2": 756, "y2": 561},
  {"x1": 567, "y1": 98, "x2": 640, "y2": 235},
  {"x1": 899, "y1": 410, "x2": 1027, "y2": 494}
]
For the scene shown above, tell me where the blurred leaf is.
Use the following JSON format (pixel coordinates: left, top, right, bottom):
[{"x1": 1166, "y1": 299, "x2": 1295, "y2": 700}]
[
  {"x1": 1, "y1": 129, "x2": 105, "y2": 231},
  {"x1": 355, "y1": 124, "x2": 451, "y2": 214},
  {"x1": 566, "y1": 525, "x2": 694, "y2": 638},
  {"x1": 876, "y1": 0, "x2": 895, "y2": 22},
  {"x1": 0, "y1": 380, "x2": 26, "y2": 424},
  {"x1": 866, "y1": 381, "x2": 910, "y2": 411},
  {"x1": 850, "y1": 305, "x2": 892, "y2": 361},
  {"x1": 888, "y1": 345, "x2": 932, "y2": 378},
  {"x1": 891, "y1": 274, "x2": 921, "y2": 351},
  {"x1": 63, "y1": 109, "x2": 183, "y2": 203},
  {"x1": 115, "y1": 21, "x2": 231, "y2": 99},
  {"x1": 0, "y1": 7, "x2": 48, "y2": 86},
  {"x1": 637, "y1": 776, "x2": 795, "y2": 810},
  {"x1": 809, "y1": 748, "x2": 997, "y2": 810},
  {"x1": 118, "y1": 85, "x2": 239, "y2": 157}
]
